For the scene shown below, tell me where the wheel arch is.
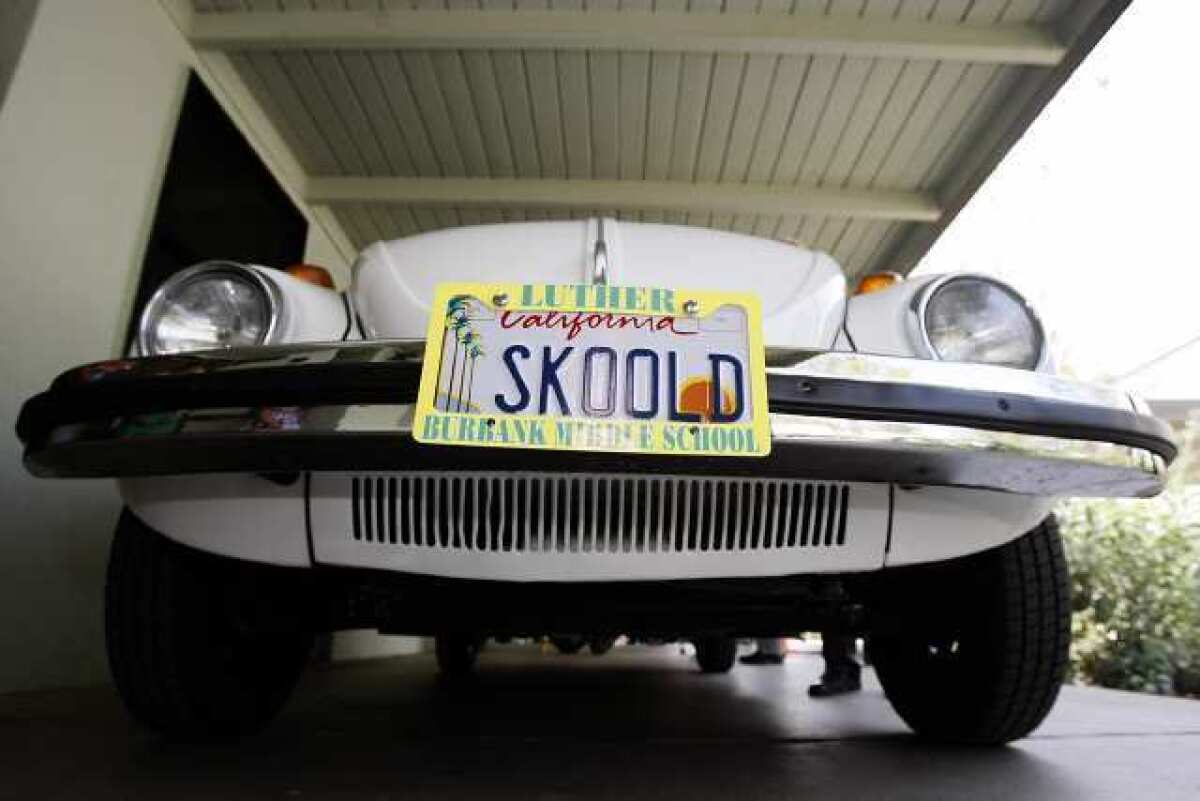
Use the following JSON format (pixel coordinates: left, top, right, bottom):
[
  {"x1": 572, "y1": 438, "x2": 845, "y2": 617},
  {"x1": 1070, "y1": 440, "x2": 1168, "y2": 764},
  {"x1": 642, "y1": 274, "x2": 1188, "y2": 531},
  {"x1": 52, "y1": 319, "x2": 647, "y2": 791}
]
[{"x1": 119, "y1": 474, "x2": 312, "y2": 567}]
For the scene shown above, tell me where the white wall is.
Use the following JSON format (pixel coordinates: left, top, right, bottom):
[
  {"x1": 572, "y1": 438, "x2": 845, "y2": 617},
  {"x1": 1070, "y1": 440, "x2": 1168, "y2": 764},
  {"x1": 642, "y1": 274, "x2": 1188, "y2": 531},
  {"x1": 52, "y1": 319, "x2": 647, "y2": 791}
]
[{"x1": 0, "y1": 0, "x2": 356, "y2": 693}]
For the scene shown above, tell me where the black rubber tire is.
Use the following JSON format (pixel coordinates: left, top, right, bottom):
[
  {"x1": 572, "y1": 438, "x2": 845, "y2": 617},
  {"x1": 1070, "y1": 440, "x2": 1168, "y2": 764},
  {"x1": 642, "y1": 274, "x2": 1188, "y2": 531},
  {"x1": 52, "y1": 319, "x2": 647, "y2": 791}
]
[
  {"x1": 870, "y1": 516, "x2": 1071, "y2": 745},
  {"x1": 105, "y1": 510, "x2": 314, "y2": 739},
  {"x1": 435, "y1": 635, "x2": 480, "y2": 677},
  {"x1": 550, "y1": 635, "x2": 586, "y2": 655},
  {"x1": 588, "y1": 636, "x2": 617, "y2": 656},
  {"x1": 694, "y1": 636, "x2": 738, "y2": 673}
]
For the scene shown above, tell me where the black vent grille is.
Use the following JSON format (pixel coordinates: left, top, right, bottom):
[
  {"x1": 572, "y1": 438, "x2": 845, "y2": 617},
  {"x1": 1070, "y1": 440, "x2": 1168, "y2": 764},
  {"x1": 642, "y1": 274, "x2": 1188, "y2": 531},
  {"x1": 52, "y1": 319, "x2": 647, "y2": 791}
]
[{"x1": 349, "y1": 474, "x2": 851, "y2": 554}]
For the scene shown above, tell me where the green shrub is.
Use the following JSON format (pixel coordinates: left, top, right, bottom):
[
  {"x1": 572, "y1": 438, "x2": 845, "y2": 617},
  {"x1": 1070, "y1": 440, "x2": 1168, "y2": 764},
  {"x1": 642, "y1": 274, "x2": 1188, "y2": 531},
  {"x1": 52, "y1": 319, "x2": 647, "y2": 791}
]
[{"x1": 1059, "y1": 488, "x2": 1200, "y2": 695}]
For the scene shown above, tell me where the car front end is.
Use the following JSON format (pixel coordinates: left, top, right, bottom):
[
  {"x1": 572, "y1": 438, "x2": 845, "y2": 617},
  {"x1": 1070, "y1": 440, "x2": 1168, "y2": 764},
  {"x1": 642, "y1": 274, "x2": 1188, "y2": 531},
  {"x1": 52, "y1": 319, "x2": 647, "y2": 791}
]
[{"x1": 15, "y1": 220, "x2": 1176, "y2": 743}]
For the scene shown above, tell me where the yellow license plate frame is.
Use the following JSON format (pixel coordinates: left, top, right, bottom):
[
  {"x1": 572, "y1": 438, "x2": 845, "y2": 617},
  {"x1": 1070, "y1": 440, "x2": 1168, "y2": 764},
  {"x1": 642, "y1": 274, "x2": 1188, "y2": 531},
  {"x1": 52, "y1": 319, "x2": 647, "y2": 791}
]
[{"x1": 413, "y1": 282, "x2": 770, "y2": 457}]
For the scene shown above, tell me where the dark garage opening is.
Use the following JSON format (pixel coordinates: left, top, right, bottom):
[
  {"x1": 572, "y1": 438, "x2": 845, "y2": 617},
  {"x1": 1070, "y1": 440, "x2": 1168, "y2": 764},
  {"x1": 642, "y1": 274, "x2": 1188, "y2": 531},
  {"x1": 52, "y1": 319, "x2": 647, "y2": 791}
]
[{"x1": 125, "y1": 73, "x2": 307, "y2": 348}]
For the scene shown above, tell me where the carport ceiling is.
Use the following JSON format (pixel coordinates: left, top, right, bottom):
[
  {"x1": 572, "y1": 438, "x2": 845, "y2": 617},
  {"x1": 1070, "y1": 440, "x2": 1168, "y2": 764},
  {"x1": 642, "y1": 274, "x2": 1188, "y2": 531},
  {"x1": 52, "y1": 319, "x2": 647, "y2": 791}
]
[{"x1": 186, "y1": 0, "x2": 1125, "y2": 280}]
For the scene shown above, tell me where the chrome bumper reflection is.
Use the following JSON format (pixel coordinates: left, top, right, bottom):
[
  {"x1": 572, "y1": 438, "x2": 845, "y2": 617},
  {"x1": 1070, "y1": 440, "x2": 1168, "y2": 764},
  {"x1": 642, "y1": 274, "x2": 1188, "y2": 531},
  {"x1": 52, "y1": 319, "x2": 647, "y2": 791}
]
[
  {"x1": 318, "y1": 404, "x2": 1164, "y2": 498},
  {"x1": 770, "y1": 415, "x2": 1165, "y2": 497},
  {"x1": 21, "y1": 342, "x2": 1173, "y2": 496}
]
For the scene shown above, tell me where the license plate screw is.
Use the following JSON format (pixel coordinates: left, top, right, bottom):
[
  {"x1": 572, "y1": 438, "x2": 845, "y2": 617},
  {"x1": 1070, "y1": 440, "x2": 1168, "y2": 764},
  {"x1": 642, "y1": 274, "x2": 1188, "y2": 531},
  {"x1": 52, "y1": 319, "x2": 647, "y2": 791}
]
[
  {"x1": 682, "y1": 299, "x2": 699, "y2": 316},
  {"x1": 492, "y1": 292, "x2": 510, "y2": 307}
]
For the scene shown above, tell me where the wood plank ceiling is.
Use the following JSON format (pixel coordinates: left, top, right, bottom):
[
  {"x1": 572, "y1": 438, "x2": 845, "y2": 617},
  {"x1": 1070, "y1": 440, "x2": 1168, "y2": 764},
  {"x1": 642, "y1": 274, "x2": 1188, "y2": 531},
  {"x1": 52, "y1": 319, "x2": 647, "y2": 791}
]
[{"x1": 187, "y1": 0, "x2": 1121, "y2": 281}]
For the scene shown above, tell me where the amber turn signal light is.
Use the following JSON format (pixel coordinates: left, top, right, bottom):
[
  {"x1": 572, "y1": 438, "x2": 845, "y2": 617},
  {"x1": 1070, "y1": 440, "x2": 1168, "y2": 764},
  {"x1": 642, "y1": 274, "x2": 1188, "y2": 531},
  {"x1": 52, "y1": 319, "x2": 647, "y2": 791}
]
[
  {"x1": 286, "y1": 263, "x2": 335, "y2": 289},
  {"x1": 854, "y1": 272, "x2": 902, "y2": 296}
]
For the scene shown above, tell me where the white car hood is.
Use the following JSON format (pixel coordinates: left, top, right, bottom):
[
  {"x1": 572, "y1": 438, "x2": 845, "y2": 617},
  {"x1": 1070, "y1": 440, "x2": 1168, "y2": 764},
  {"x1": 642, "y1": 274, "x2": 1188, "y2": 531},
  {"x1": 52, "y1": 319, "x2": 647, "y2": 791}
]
[{"x1": 351, "y1": 220, "x2": 846, "y2": 348}]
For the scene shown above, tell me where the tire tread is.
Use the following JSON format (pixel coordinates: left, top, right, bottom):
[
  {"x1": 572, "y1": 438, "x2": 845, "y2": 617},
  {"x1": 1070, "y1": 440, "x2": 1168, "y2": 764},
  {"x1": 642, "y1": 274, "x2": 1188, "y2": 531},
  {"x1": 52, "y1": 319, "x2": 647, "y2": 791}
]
[
  {"x1": 872, "y1": 516, "x2": 1070, "y2": 744},
  {"x1": 105, "y1": 510, "x2": 313, "y2": 738}
]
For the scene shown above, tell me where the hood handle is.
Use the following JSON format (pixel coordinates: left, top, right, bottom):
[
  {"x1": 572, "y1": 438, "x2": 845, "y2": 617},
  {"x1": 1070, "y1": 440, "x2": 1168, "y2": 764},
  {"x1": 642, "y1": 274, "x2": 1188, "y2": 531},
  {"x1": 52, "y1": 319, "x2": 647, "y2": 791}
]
[{"x1": 592, "y1": 218, "x2": 610, "y2": 286}]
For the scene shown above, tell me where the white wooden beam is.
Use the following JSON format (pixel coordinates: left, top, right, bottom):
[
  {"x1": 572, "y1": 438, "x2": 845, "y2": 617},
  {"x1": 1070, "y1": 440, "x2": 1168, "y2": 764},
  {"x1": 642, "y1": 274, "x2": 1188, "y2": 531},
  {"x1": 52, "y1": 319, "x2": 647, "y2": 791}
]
[
  {"x1": 190, "y1": 10, "x2": 1065, "y2": 66},
  {"x1": 155, "y1": 0, "x2": 359, "y2": 268},
  {"x1": 878, "y1": 0, "x2": 1125, "y2": 274},
  {"x1": 305, "y1": 177, "x2": 942, "y2": 223}
]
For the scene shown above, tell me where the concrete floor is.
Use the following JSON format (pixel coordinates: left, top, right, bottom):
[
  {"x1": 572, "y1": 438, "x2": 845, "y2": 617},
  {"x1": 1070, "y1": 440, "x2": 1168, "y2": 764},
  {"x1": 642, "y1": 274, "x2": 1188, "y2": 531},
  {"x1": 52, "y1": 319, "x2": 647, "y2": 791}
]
[{"x1": 2, "y1": 643, "x2": 1198, "y2": 800}]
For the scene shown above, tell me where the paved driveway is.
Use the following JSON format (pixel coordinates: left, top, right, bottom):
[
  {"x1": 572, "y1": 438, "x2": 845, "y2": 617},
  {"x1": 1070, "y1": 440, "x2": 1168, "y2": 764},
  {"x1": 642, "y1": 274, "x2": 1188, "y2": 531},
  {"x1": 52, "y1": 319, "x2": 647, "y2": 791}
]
[{"x1": 3, "y1": 643, "x2": 1198, "y2": 800}]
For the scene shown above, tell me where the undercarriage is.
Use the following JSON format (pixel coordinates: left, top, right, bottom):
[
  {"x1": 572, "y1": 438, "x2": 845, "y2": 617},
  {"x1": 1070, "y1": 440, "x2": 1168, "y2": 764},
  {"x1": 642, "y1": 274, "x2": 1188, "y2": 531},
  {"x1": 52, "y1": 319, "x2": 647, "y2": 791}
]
[{"x1": 318, "y1": 568, "x2": 872, "y2": 641}]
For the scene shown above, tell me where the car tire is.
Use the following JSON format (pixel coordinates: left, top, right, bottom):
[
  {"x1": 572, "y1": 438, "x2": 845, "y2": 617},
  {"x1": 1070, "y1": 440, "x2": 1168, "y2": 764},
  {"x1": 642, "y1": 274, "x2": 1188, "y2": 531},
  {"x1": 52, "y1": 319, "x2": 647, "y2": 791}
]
[
  {"x1": 550, "y1": 635, "x2": 586, "y2": 655},
  {"x1": 870, "y1": 515, "x2": 1070, "y2": 745},
  {"x1": 105, "y1": 509, "x2": 314, "y2": 739},
  {"x1": 694, "y1": 636, "x2": 737, "y2": 673},
  {"x1": 435, "y1": 635, "x2": 481, "y2": 677}
]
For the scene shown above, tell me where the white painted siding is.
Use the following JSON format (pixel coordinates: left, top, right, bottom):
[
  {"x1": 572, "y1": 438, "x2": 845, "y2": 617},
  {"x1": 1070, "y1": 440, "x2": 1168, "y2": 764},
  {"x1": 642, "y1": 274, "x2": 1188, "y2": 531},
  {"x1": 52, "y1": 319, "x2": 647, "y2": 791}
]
[
  {"x1": 193, "y1": 0, "x2": 1082, "y2": 280},
  {"x1": 0, "y1": 0, "x2": 371, "y2": 693}
]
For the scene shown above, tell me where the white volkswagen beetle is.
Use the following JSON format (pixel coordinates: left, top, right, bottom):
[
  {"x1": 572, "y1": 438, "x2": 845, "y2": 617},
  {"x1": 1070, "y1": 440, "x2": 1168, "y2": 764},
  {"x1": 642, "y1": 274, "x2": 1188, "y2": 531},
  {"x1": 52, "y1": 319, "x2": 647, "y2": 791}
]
[{"x1": 17, "y1": 220, "x2": 1175, "y2": 743}]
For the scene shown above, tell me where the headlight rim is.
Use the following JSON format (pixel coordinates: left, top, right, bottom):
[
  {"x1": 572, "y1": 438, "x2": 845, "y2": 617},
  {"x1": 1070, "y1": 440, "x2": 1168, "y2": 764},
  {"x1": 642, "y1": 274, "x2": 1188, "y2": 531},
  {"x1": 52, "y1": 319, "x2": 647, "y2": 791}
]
[
  {"x1": 914, "y1": 273, "x2": 1046, "y2": 371},
  {"x1": 137, "y1": 260, "x2": 284, "y2": 357}
]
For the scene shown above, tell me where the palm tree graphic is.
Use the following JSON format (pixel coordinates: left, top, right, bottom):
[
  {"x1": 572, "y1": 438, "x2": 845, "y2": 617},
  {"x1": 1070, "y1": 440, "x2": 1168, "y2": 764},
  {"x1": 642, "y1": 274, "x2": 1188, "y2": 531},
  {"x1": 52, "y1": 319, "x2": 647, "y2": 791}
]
[
  {"x1": 443, "y1": 296, "x2": 470, "y2": 411},
  {"x1": 459, "y1": 338, "x2": 484, "y2": 413},
  {"x1": 441, "y1": 296, "x2": 486, "y2": 412},
  {"x1": 454, "y1": 331, "x2": 476, "y2": 412}
]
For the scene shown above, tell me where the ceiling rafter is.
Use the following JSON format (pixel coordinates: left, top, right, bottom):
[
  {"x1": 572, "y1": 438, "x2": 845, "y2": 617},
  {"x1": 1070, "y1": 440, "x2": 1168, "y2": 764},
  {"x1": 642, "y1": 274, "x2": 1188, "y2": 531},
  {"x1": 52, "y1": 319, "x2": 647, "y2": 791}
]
[
  {"x1": 305, "y1": 177, "x2": 942, "y2": 223},
  {"x1": 189, "y1": 9, "x2": 1066, "y2": 66}
]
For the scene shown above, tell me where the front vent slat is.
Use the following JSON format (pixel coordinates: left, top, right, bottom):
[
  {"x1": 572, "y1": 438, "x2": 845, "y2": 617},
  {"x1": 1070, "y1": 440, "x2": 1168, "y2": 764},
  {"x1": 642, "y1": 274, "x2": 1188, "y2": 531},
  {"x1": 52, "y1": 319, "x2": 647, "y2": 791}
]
[
  {"x1": 448, "y1": 477, "x2": 460, "y2": 549},
  {"x1": 514, "y1": 477, "x2": 526, "y2": 552},
  {"x1": 800, "y1": 484, "x2": 814, "y2": 546},
  {"x1": 363, "y1": 477, "x2": 374, "y2": 543},
  {"x1": 347, "y1": 474, "x2": 854, "y2": 555},
  {"x1": 586, "y1": 478, "x2": 598, "y2": 553},
  {"x1": 630, "y1": 479, "x2": 641, "y2": 553},
  {"x1": 551, "y1": 478, "x2": 562, "y2": 553},
  {"x1": 712, "y1": 481, "x2": 725, "y2": 553},
  {"x1": 657, "y1": 479, "x2": 667, "y2": 553},
  {"x1": 773, "y1": 482, "x2": 788, "y2": 549},
  {"x1": 678, "y1": 480, "x2": 691, "y2": 553},
  {"x1": 434, "y1": 476, "x2": 444, "y2": 547},
  {"x1": 399, "y1": 477, "x2": 411, "y2": 545},
  {"x1": 837, "y1": 486, "x2": 850, "y2": 545},
  {"x1": 501, "y1": 477, "x2": 512, "y2": 552},
  {"x1": 351, "y1": 478, "x2": 362, "y2": 541},
  {"x1": 727, "y1": 481, "x2": 741, "y2": 552},
  {"x1": 613, "y1": 479, "x2": 622, "y2": 553},
  {"x1": 409, "y1": 476, "x2": 420, "y2": 546},
  {"x1": 665, "y1": 478, "x2": 678, "y2": 554},
  {"x1": 537, "y1": 477, "x2": 548, "y2": 552},
  {"x1": 700, "y1": 480, "x2": 713, "y2": 553},
  {"x1": 480, "y1": 474, "x2": 494, "y2": 551},
  {"x1": 469, "y1": 477, "x2": 482, "y2": 551},
  {"x1": 376, "y1": 478, "x2": 387, "y2": 546},
  {"x1": 569, "y1": 477, "x2": 581, "y2": 553},
  {"x1": 824, "y1": 484, "x2": 837, "y2": 546},
  {"x1": 812, "y1": 486, "x2": 826, "y2": 549},
  {"x1": 387, "y1": 478, "x2": 397, "y2": 544},
  {"x1": 733, "y1": 482, "x2": 745, "y2": 550},
  {"x1": 625, "y1": 480, "x2": 635, "y2": 554},
  {"x1": 424, "y1": 479, "x2": 434, "y2": 546}
]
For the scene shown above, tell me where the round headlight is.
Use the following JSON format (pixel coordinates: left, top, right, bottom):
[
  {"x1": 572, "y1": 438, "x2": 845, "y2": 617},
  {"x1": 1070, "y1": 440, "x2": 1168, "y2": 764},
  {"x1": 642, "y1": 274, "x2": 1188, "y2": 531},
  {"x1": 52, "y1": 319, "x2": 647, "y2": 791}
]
[
  {"x1": 919, "y1": 276, "x2": 1043, "y2": 370},
  {"x1": 138, "y1": 262, "x2": 279, "y2": 356}
]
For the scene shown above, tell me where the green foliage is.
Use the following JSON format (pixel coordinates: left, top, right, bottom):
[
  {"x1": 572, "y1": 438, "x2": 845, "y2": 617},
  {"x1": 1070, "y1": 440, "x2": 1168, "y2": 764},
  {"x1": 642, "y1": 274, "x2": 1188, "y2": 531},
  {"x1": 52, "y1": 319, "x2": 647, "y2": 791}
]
[{"x1": 1059, "y1": 485, "x2": 1200, "y2": 695}]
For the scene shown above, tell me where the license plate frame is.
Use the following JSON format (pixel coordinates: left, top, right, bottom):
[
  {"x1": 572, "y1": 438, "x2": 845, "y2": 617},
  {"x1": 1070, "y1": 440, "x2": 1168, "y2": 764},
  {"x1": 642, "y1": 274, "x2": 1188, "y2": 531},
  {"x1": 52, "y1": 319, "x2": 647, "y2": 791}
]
[{"x1": 413, "y1": 282, "x2": 770, "y2": 457}]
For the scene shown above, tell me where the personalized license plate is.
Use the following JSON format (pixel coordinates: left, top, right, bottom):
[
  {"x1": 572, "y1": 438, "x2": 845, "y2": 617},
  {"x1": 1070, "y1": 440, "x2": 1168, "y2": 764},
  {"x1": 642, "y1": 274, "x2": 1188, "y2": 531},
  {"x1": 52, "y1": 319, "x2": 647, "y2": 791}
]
[{"x1": 413, "y1": 283, "x2": 770, "y2": 457}]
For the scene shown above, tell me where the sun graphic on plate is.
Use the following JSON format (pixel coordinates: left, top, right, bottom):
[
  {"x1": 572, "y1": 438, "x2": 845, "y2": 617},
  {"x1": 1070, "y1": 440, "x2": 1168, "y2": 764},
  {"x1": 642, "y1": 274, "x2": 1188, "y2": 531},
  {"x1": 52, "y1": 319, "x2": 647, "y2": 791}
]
[{"x1": 677, "y1": 375, "x2": 737, "y2": 423}]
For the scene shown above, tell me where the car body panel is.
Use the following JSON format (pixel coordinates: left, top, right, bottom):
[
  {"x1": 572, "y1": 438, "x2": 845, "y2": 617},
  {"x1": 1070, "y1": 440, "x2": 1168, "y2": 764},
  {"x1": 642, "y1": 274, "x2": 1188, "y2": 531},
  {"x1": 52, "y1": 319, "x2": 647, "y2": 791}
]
[
  {"x1": 121, "y1": 474, "x2": 311, "y2": 567},
  {"x1": 15, "y1": 222, "x2": 1176, "y2": 585},
  {"x1": 352, "y1": 221, "x2": 846, "y2": 348},
  {"x1": 116, "y1": 472, "x2": 1050, "y2": 580},
  {"x1": 247, "y1": 264, "x2": 349, "y2": 346}
]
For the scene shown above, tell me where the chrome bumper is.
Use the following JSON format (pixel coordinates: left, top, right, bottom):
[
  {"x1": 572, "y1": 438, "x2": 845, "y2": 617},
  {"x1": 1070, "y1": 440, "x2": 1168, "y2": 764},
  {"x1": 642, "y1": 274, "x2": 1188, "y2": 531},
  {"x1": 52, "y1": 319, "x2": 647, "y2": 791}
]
[{"x1": 16, "y1": 342, "x2": 1174, "y2": 497}]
